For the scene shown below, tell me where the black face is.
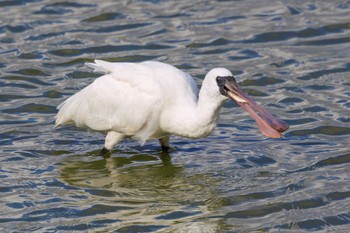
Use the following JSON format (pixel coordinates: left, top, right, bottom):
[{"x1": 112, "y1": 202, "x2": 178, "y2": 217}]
[{"x1": 216, "y1": 76, "x2": 236, "y2": 97}]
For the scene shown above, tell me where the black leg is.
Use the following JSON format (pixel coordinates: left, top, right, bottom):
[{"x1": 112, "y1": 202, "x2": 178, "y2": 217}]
[
  {"x1": 99, "y1": 147, "x2": 110, "y2": 156},
  {"x1": 159, "y1": 136, "x2": 171, "y2": 152},
  {"x1": 161, "y1": 145, "x2": 170, "y2": 152}
]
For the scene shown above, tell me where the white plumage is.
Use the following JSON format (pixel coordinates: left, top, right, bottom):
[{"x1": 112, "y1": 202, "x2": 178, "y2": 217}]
[{"x1": 55, "y1": 60, "x2": 288, "y2": 152}]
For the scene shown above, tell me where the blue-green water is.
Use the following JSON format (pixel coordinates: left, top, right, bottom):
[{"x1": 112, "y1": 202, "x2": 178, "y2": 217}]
[{"x1": 1, "y1": 0, "x2": 350, "y2": 232}]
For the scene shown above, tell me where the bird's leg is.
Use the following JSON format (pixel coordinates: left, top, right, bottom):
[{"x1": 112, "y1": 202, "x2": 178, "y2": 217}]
[
  {"x1": 159, "y1": 136, "x2": 171, "y2": 152},
  {"x1": 101, "y1": 131, "x2": 124, "y2": 154},
  {"x1": 100, "y1": 147, "x2": 110, "y2": 156}
]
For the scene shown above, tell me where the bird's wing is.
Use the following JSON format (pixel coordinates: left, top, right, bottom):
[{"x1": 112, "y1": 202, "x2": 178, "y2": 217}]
[{"x1": 55, "y1": 65, "x2": 163, "y2": 135}]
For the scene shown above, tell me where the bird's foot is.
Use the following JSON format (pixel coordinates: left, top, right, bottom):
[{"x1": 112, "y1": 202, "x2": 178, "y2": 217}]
[
  {"x1": 99, "y1": 147, "x2": 110, "y2": 156},
  {"x1": 161, "y1": 145, "x2": 176, "y2": 153}
]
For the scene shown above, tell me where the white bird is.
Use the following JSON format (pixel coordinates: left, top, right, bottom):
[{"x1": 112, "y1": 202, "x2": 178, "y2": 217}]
[{"x1": 55, "y1": 60, "x2": 288, "y2": 153}]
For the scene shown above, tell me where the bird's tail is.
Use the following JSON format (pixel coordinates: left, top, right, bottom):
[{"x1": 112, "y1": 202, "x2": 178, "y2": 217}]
[{"x1": 85, "y1": 59, "x2": 113, "y2": 73}]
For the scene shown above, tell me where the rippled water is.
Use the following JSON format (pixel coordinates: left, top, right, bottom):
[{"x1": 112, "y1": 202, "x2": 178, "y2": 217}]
[{"x1": 1, "y1": 0, "x2": 350, "y2": 232}]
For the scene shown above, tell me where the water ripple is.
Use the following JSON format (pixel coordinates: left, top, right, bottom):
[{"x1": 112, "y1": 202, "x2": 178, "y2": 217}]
[{"x1": 1, "y1": 0, "x2": 350, "y2": 232}]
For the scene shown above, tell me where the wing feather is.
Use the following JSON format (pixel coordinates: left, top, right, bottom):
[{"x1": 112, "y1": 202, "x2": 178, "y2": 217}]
[
  {"x1": 55, "y1": 72, "x2": 163, "y2": 134},
  {"x1": 55, "y1": 60, "x2": 199, "y2": 143}
]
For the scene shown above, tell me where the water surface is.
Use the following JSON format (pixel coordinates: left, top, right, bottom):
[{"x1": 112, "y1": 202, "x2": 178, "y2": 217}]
[{"x1": 1, "y1": 0, "x2": 350, "y2": 232}]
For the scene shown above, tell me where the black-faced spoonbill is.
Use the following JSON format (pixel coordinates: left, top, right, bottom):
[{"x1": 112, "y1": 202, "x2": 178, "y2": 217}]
[{"x1": 55, "y1": 60, "x2": 289, "y2": 153}]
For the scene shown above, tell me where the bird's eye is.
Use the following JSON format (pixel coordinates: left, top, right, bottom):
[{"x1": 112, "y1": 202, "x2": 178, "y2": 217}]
[
  {"x1": 216, "y1": 76, "x2": 236, "y2": 85},
  {"x1": 216, "y1": 76, "x2": 226, "y2": 84}
]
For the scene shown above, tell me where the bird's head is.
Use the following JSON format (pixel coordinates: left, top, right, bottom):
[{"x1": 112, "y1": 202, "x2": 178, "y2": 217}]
[{"x1": 204, "y1": 68, "x2": 289, "y2": 138}]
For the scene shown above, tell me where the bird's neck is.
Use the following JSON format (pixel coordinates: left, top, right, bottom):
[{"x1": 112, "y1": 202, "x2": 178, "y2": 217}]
[
  {"x1": 166, "y1": 88, "x2": 225, "y2": 139},
  {"x1": 195, "y1": 93, "x2": 223, "y2": 137}
]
